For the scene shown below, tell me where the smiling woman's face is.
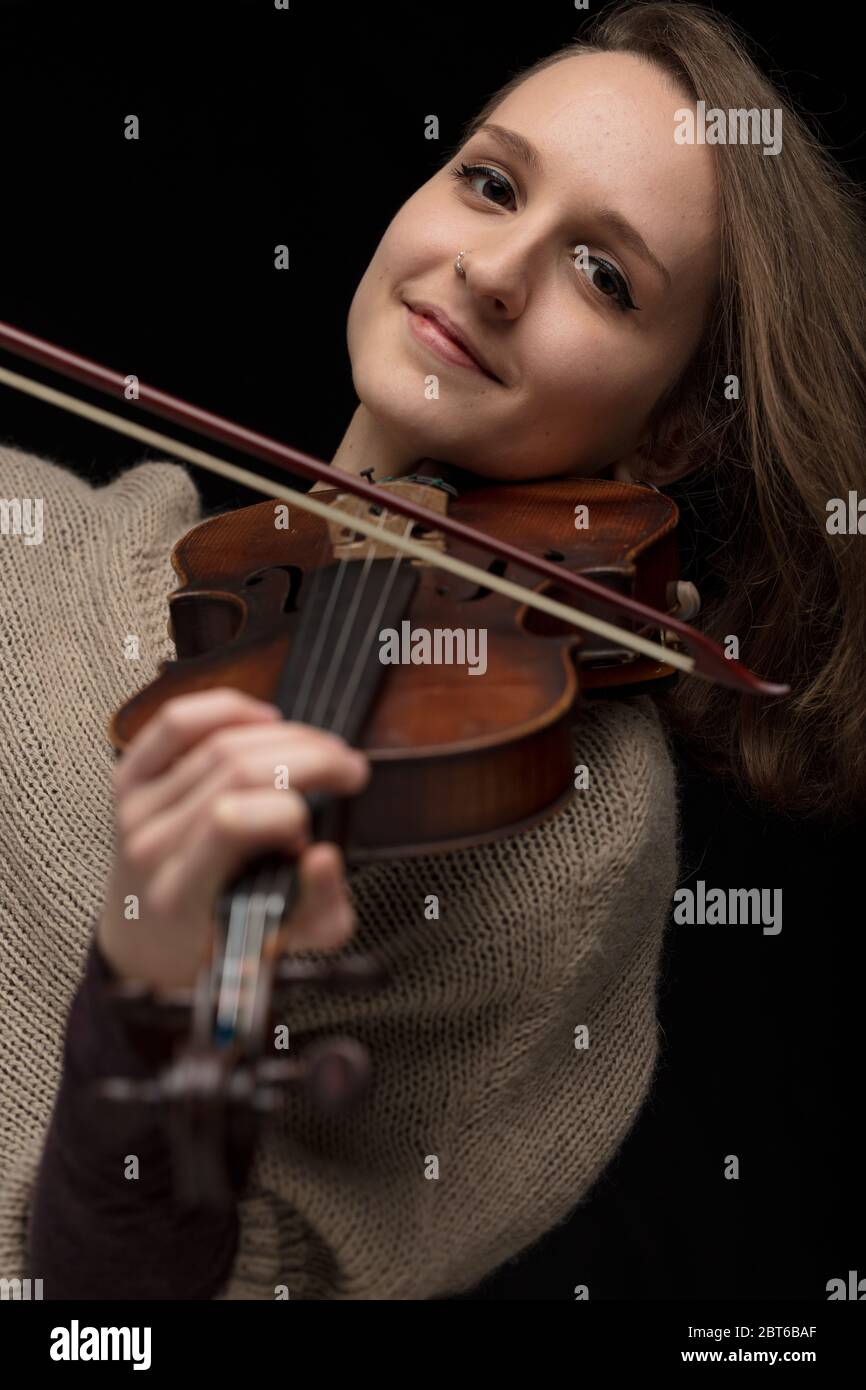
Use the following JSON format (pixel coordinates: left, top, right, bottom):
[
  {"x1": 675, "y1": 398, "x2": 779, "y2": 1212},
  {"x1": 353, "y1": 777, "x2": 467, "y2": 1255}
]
[{"x1": 346, "y1": 51, "x2": 720, "y2": 481}]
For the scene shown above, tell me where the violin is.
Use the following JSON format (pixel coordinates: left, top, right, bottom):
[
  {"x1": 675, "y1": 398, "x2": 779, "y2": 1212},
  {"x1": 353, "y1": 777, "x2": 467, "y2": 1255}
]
[{"x1": 0, "y1": 319, "x2": 789, "y2": 1208}]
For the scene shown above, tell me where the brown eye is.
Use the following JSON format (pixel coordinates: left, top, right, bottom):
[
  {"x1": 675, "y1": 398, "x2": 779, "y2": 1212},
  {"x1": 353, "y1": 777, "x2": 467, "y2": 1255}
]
[
  {"x1": 450, "y1": 162, "x2": 516, "y2": 211},
  {"x1": 573, "y1": 251, "x2": 639, "y2": 313}
]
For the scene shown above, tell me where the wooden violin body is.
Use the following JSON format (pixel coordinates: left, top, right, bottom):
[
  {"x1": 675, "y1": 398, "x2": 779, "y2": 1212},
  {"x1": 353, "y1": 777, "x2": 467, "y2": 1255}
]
[{"x1": 112, "y1": 473, "x2": 680, "y2": 859}]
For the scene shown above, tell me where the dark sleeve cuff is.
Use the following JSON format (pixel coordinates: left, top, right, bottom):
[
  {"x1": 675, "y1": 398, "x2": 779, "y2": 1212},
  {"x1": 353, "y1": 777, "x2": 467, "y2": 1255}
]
[{"x1": 26, "y1": 939, "x2": 239, "y2": 1300}]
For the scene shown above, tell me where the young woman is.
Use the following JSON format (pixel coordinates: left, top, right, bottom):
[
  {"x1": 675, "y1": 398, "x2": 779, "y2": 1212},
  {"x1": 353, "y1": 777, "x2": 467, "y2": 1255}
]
[{"x1": 0, "y1": 1, "x2": 863, "y2": 1299}]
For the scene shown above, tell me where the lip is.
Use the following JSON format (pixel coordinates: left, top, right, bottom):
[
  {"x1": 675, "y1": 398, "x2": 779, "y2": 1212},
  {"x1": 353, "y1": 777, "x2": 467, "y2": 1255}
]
[{"x1": 404, "y1": 301, "x2": 502, "y2": 383}]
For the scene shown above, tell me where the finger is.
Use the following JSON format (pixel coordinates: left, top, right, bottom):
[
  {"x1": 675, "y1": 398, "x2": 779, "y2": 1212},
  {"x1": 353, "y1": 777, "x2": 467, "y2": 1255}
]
[
  {"x1": 278, "y1": 842, "x2": 356, "y2": 953},
  {"x1": 114, "y1": 688, "x2": 281, "y2": 795},
  {"x1": 144, "y1": 788, "x2": 314, "y2": 918},
  {"x1": 122, "y1": 735, "x2": 369, "y2": 855},
  {"x1": 120, "y1": 721, "x2": 367, "y2": 832}
]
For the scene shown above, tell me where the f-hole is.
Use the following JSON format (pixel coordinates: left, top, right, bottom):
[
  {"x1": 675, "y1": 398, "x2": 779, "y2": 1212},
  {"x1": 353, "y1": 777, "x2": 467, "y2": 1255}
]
[
  {"x1": 244, "y1": 564, "x2": 304, "y2": 614},
  {"x1": 463, "y1": 556, "x2": 508, "y2": 601}
]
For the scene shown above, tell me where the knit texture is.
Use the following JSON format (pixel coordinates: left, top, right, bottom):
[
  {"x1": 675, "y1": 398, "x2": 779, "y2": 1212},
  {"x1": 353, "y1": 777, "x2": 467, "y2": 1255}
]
[{"x1": 0, "y1": 443, "x2": 678, "y2": 1299}]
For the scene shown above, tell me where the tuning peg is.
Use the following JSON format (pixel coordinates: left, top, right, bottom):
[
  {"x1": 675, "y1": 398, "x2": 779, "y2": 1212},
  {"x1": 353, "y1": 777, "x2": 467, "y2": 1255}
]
[{"x1": 666, "y1": 579, "x2": 701, "y2": 621}]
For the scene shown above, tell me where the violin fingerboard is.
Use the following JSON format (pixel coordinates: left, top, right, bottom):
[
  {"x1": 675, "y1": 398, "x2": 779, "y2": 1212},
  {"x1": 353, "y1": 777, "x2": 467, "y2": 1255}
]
[{"x1": 273, "y1": 558, "x2": 420, "y2": 744}]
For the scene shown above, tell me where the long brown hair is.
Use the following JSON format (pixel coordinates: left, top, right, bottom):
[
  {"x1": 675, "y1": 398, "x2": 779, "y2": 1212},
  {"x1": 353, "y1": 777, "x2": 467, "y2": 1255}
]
[{"x1": 451, "y1": 1, "x2": 866, "y2": 820}]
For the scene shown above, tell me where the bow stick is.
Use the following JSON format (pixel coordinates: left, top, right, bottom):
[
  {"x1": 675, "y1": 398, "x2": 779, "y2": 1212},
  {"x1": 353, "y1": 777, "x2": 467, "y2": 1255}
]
[{"x1": 0, "y1": 320, "x2": 788, "y2": 696}]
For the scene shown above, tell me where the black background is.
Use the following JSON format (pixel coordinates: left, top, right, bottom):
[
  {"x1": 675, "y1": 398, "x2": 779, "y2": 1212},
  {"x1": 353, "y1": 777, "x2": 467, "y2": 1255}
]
[{"x1": 0, "y1": 0, "x2": 862, "y2": 1300}]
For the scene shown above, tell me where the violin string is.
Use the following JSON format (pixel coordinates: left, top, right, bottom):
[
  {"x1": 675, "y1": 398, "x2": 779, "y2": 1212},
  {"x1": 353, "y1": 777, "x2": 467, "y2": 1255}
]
[
  {"x1": 255, "y1": 861, "x2": 297, "y2": 1031},
  {"x1": 233, "y1": 860, "x2": 288, "y2": 1043},
  {"x1": 216, "y1": 509, "x2": 406, "y2": 1051},
  {"x1": 288, "y1": 549, "x2": 351, "y2": 722},
  {"x1": 310, "y1": 514, "x2": 416, "y2": 735},
  {"x1": 288, "y1": 506, "x2": 394, "y2": 725},
  {"x1": 305, "y1": 518, "x2": 388, "y2": 729},
  {"x1": 215, "y1": 878, "x2": 261, "y2": 1042},
  {"x1": 215, "y1": 526, "x2": 345, "y2": 1048},
  {"x1": 328, "y1": 521, "x2": 416, "y2": 740}
]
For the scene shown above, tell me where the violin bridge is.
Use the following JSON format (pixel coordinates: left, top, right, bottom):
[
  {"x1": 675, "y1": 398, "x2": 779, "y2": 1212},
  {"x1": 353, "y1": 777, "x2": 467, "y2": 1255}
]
[{"x1": 327, "y1": 480, "x2": 448, "y2": 564}]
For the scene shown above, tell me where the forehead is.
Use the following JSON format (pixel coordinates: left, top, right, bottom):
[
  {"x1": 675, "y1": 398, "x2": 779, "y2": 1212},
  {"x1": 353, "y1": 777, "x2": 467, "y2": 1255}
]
[{"x1": 487, "y1": 52, "x2": 718, "y2": 263}]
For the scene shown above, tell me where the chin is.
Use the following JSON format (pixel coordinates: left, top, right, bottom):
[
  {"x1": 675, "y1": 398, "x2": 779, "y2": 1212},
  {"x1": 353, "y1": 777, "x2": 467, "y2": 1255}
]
[{"x1": 354, "y1": 366, "x2": 459, "y2": 451}]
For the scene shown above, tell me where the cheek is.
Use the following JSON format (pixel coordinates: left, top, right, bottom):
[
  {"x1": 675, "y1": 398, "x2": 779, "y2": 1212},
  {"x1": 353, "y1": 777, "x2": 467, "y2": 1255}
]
[
  {"x1": 347, "y1": 212, "x2": 427, "y2": 349},
  {"x1": 521, "y1": 315, "x2": 658, "y2": 425},
  {"x1": 472, "y1": 323, "x2": 671, "y2": 475}
]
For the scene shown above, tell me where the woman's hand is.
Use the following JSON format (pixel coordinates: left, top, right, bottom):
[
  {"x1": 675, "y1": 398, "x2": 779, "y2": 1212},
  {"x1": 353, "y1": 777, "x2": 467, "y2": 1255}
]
[{"x1": 97, "y1": 688, "x2": 370, "y2": 992}]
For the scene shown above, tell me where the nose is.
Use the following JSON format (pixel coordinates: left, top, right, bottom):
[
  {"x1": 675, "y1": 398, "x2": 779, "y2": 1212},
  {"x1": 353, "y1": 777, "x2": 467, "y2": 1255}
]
[{"x1": 455, "y1": 229, "x2": 542, "y2": 320}]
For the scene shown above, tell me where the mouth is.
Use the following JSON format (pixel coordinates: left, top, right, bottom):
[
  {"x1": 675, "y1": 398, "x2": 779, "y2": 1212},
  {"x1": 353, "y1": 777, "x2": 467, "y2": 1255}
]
[{"x1": 404, "y1": 302, "x2": 503, "y2": 384}]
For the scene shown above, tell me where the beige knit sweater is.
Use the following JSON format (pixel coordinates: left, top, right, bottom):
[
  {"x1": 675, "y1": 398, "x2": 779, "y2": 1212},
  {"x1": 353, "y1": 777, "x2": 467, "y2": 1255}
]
[{"x1": 0, "y1": 443, "x2": 678, "y2": 1299}]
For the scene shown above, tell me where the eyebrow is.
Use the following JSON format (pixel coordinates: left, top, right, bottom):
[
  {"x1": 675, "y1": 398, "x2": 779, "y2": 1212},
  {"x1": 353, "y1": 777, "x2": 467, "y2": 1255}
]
[{"x1": 473, "y1": 122, "x2": 672, "y2": 290}]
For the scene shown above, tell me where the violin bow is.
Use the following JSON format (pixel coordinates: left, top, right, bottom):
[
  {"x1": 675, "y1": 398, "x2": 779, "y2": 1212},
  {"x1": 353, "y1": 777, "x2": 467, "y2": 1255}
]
[{"x1": 0, "y1": 319, "x2": 788, "y2": 697}]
